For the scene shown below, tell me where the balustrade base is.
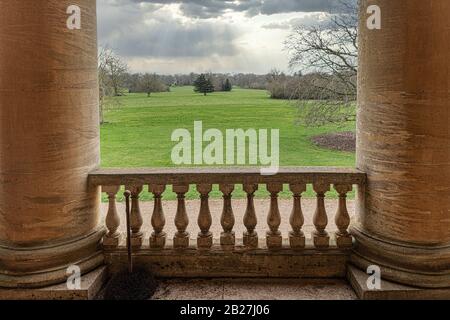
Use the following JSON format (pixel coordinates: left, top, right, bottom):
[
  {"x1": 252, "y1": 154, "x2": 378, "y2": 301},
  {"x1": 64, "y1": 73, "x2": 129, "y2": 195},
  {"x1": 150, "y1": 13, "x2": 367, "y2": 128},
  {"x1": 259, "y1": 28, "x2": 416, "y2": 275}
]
[
  {"x1": 105, "y1": 241, "x2": 350, "y2": 279},
  {"x1": 103, "y1": 234, "x2": 122, "y2": 248},
  {"x1": 266, "y1": 232, "x2": 283, "y2": 250},
  {"x1": 336, "y1": 233, "x2": 353, "y2": 248},
  {"x1": 313, "y1": 232, "x2": 330, "y2": 248},
  {"x1": 150, "y1": 233, "x2": 167, "y2": 249},
  {"x1": 173, "y1": 233, "x2": 190, "y2": 249},
  {"x1": 243, "y1": 232, "x2": 258, "y2": 249},
  {"x1": 220, "y1": 232, "x2": 236, "y2": 250},
  {"x1": 197, "y1": 233, "x2": 213, "y2": 249},
  {"x1": 131, "y1": 234, "x2": 144, "y2": 248},
  {"x1": 289, "y1": 232, "x2": 306, "y2": 249}
]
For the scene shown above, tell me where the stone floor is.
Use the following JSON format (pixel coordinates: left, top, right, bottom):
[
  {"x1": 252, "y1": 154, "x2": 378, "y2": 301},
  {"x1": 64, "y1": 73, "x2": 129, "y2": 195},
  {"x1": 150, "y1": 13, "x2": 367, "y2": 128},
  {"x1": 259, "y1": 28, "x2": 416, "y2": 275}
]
[
  {"x1": 152, "y1": 278, "x2": 357, "y2": 300},
  {"x1": 101, "y1": 198, "x2": 356, "y2": 242}
]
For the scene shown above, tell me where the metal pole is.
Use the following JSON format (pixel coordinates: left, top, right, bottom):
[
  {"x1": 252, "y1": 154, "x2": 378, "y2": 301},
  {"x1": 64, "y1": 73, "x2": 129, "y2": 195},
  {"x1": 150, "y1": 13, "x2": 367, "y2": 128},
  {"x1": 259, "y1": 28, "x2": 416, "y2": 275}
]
[{"x1": 124, "y1": 191, "x2": 133, "y2": 274}]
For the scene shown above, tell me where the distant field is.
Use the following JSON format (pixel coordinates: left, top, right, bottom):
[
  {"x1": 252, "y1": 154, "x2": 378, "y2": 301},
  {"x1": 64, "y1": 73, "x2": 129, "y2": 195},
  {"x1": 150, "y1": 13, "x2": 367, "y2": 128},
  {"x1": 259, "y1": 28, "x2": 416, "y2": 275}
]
[{"x1": 101, "y1": 86, "x2": 356, "y2": 200}]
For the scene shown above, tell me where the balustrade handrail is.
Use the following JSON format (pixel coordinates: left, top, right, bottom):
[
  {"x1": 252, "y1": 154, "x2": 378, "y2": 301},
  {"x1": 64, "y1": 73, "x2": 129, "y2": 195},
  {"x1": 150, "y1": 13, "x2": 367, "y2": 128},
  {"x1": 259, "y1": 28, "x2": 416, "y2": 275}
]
[
  {"x1": 89, "y1": 167, "x2": 366, "y2": 251},
  {"x1": 89, "y1": 167, "x2": 366, "y2": 186}
]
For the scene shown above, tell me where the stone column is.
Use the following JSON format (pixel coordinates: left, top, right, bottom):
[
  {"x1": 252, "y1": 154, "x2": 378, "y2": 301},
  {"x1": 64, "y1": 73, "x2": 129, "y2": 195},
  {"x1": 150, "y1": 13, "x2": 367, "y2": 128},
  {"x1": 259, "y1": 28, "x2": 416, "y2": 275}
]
[
  {"x1": 353, "y1": 0, "x2": 450, "y2": 288},
  {"x1": 0, "y1": 0, "x2": 103, "y2": 288}
]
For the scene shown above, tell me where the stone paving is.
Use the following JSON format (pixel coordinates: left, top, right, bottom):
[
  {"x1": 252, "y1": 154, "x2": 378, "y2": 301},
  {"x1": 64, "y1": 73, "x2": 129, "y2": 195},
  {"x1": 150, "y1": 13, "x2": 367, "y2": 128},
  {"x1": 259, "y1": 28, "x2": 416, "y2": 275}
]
[{"x1": 152, "y1": 278, "x2": 357, "y2": 300}]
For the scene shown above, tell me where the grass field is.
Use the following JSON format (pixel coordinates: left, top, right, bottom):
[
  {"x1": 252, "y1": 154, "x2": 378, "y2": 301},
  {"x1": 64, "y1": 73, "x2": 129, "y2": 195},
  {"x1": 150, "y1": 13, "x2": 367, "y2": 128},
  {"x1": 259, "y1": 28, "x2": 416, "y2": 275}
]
[{"x1": 101, "y1": 86, "x2": 356, "y2": 200}]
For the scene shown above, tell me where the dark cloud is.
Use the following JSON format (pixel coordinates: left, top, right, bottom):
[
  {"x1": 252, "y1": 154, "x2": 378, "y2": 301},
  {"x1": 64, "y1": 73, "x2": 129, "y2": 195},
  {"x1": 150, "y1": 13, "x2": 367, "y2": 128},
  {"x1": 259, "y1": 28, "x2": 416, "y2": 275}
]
[
  {"x1": 98, "y1": 1, "x2": 239, "y2": 59},
  {"x1": 96, "y1": 0, "x2": 356, "y2": 70},
  {"x1": 115, "y1": 21, "x2": 238, "y2": 58},
  {"x1": 127, "y1": 0, "x2": 353, "y2": 19}
]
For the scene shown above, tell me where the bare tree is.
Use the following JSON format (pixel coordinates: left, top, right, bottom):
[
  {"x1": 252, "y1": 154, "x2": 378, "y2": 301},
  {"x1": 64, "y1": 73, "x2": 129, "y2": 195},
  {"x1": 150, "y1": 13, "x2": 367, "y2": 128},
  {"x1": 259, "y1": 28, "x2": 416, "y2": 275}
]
[
  {"x1": 140, "y1": 73, "x2": 167, "y2": 97},
  {"x1": 285, "y1": 0, "x2": 358, "y2": 126},
  {"x1": 98, "y1": 47, "x2": 127, "y2": 124}
]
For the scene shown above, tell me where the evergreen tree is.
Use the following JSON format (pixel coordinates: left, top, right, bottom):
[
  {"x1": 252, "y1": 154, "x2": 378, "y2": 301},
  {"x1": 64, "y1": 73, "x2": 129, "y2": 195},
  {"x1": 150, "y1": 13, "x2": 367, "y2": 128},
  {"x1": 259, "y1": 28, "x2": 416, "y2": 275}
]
[
  {"x1": 222, "y1": 78, "x2": 232, "y2": 92},
  {"x1": 194, "y1": 74, "x2": 215, "y2": 96}
]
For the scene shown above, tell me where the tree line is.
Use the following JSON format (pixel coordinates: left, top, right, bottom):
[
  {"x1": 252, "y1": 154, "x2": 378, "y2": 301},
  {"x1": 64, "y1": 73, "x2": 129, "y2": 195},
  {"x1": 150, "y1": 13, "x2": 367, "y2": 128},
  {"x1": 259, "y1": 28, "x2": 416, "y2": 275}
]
[{"x1": 98, "y1": 0, "x2": 358, "y2": 127}]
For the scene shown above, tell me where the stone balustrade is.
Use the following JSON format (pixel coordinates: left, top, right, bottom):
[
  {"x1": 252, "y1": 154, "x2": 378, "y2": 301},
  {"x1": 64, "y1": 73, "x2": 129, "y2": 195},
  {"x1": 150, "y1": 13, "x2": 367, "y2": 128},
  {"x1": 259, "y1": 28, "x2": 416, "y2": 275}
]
[{"x1": 90, "y1": 168, "x2": 365, "y2": 252}]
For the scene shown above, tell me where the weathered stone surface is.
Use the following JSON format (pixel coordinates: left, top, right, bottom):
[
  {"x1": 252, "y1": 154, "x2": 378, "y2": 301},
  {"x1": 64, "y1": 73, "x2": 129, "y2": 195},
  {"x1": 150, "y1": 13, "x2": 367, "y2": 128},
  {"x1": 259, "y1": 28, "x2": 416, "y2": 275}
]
[
  {"x1": 313, "y1": 232, "x2": 330, "y2": 249},
  {"x1": 105, "y1": 241, "x2": 350, "y2": 279},
  {"x1": 335, "y1": 234, "x2": 353, "y2": 248},
  {"x1": 355, "y1": 0, "x2": 450, "y2": 288},
  {"x1": 243, "y1": 232, "x2": 259, "y2": 249},
  {"x1": 266, "y1": 232, "x2": 283, "y2": 250},
  {"x1": 0, "y1": 266, "x2": 107, "y2": 300},
  {"x1": 289, "y1": 232, "x2": 305, "y2": 249},
  {"x1": 0, "y1": 0, "x2": 102, "y2": 288},
  {"x1": 153, "y1": 278, "x2": 357, "y2": 300},
  {"x1": 347, "y1": 265, "x2": 450, "y2": 300},
  {"x1": 173, "y1": 233, "x2": 190, "y2": 249},
  {"x1": 89, "y1": 167, "x2": 366, "y2": 187},
  {"x1": 103, "y1": 234, "x2": 122, "y2": 248},
  {"x1": 150, "y1": 233, "x2": 167, "y2": 249}
]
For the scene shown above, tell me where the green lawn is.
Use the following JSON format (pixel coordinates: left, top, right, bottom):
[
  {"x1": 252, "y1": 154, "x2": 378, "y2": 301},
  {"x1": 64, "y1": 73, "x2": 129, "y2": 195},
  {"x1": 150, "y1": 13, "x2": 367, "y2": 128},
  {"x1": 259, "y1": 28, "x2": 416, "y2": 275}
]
[{"x1": 101, "y1": 86, "x2": 356, "y2": 200}]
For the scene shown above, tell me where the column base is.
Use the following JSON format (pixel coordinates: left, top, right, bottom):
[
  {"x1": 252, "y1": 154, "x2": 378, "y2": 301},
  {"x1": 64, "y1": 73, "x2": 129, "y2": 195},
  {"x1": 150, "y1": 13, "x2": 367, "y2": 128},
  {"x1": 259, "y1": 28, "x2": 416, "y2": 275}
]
[
  {"x1": 0, "y1": 229, "x2": 104, "y2": 288},
  {"x1": 0, "y1": 265, "x2": 107, "y2": 300},
  {"x1": 348, "y1": 265, "x2": 450, "y2": 300},
  {"x1": 351, "y1": 226, "x2": 450, "y2": 288}
]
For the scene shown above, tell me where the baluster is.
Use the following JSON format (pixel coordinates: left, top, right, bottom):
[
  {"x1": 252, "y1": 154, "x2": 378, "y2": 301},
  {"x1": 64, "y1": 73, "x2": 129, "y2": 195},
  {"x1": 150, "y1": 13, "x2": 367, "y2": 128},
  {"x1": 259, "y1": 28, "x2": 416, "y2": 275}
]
[
  {"x1": 243, "y1": 184, "x2": 258, "y2": 248},
  {"x1": 266, "y1": 183, "x2": 283, "y2": 249},
  {"x1": 149, "y1": 184, "x2": 166, "y2": 249},
  {"x1": 313, "y1": 182, "x2": 330, "y2": 248},
  {"x1": 173, "y1": 184, "x2": 190, "y2": 249},
  {"x1": 197, "y1": 184, "x2": 213, "y2": 250},
  {"x1": 103, "y1": 186, "x2": 121, "y2": 248},
  {"x1": 126, "y1": 185, "x2": 144, "y2": 248},
  {"x1": 334, "y1": 184, "x2": 353, "y2": 248},
  {"x1": 220, "y1": 184, "x2": 235, "y2": 250},
  {"x1": 289, "y1": 183, "x2": 306, "y2": 249}
]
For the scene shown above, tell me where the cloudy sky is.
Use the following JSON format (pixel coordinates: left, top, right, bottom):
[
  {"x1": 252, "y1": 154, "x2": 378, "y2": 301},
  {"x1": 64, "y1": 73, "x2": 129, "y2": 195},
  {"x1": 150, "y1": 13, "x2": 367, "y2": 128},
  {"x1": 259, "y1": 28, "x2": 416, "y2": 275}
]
[{"x1": 97, "y1": 0, "x2": 344, "y2": 74}]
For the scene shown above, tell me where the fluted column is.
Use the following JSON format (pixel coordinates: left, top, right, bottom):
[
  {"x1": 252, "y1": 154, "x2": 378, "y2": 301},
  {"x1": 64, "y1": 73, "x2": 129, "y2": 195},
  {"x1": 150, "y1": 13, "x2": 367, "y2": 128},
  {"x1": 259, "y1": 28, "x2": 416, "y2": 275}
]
[
  {"x1": 0, "y1": 1, "x2": 103, "y2": 288},
  {"x1": 354, "y1": 0, "x2": 450, "y2": 288}
]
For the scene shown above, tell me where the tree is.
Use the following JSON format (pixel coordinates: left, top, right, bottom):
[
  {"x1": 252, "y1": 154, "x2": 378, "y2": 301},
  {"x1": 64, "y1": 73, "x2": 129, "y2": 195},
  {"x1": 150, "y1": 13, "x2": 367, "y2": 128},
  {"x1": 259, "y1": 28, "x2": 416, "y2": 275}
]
[
  {"x1": 285, "y1": 0, "x2": 358, "y2": 126},
  {"x1": 140, "y1": 73, "x2": 167, "y2": 97},
  {"x1": 98, "y1": 47, "x2": 128, "y2": 97},
  {"x1": 193, "y1": 74, "x2": 215, "y2": 96},
  {"x1": 98, "y1": 47, "x2": 128, "y2": 124},
  {"x1": 222, "y1": 78, "x2": 232, "y2": 92}
]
